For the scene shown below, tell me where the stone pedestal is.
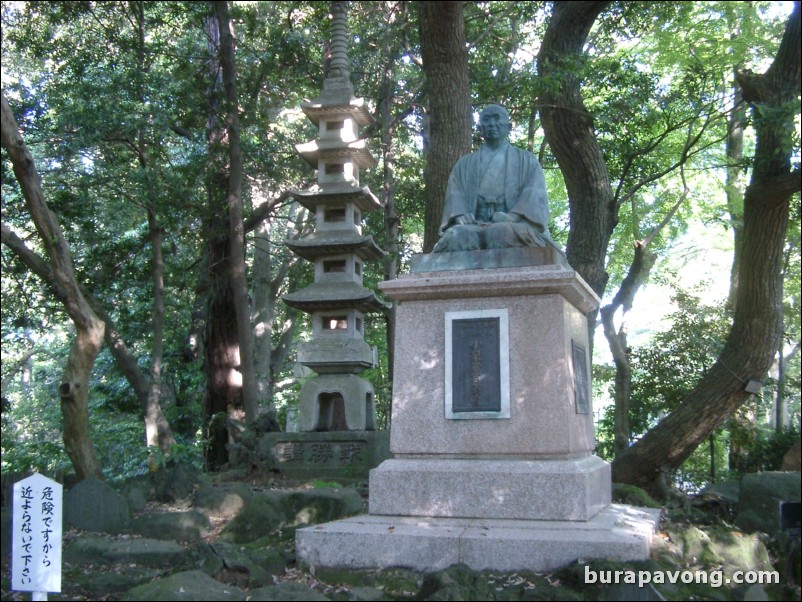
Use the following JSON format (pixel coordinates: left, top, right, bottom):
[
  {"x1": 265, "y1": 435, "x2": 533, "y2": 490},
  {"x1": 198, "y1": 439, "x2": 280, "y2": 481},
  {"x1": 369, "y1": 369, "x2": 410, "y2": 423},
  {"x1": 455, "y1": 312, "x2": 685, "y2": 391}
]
[
  {"x1": 297, "y1": 253, "x2": 660, "y2": 571},
  {"x1": 258, "y1": 431, "x2": 390, "y2": 480}
]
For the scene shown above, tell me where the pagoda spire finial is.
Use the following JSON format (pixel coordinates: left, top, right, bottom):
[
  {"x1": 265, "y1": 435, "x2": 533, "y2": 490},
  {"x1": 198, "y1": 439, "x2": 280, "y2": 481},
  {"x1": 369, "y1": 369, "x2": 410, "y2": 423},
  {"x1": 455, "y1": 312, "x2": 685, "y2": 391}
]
[
  {"x1": 328, "y1": 1, "x2": 350, "y2": 81},
  {"x1": 323, "y1": 1, "x2": 354, "y2": 100}
]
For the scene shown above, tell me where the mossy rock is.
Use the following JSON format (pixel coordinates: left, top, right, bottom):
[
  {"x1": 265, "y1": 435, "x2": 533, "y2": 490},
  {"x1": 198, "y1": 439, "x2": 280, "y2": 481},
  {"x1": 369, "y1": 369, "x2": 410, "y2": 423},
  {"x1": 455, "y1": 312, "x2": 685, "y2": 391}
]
[
  {"x1": 66, "y1": 564, "x2": 162, "y2": 599},
  {"x1": 130, "y1": 509, "x2": 211, "y2": 542},
  {"x1": 248, "y1": 581, "x2": 330, "y2": 601},
  {"x1": 124, "y1": 569, "x2": 246, "y2": 601},
  {"x1": 218, "y1": 495, "x2": 285, "y2": 543},
  {"x1": 193, "y1": 482, "x2": 253, "y2": 519},
  {"x1": 735, "y1": 472, "x2": 801, "y2": 535},
  {"x1": 612, "y1": 483, "x2": 662, "y2": 508}
]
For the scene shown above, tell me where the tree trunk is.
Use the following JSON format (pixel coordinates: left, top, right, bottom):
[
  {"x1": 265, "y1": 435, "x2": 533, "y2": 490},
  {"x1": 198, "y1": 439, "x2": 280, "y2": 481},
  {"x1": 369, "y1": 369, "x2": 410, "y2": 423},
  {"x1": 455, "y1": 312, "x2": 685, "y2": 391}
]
[
  {"x1": 380, "y1": 33, "x2": 400, "y2": 385},
  {"x1": 202, "y1": 9, "x2": 242, "y2": 469},
  {"x1": 537, "y1": 1, "x2": 613, "y2": 347},
  {"x1": 418, "y1": 0, "x2": 472, "y2": 253},
  {"x1": 725, "y1": 81, "x2": 745, "y2": 311},
  {"x1": 145, "y1": 205, "x2": 176, "y2": 456},
  {"x1": 251, "y1": 214, "x2": 274, "y2": 405},
  {"x1": 128, "y1": 0, "x2": 177, "y2": 458},
  {"x1": 602, "y1": 241, "x2": 657, "y2": 457},
  {"x1": 605, "y1": 183, "x2": 687, "y2": 458},
  {"x1": 2, "y1": 92, "x2": 105, "y2": 481},
  {"x1": 612, "y1": 1, "x2": 801, "y2": 495},
  {"x1": 215, "y1": 0, "x2": 259, "y2": 424},
  {"x1": 1, "y1": 223, "x2": 175, "y2": 455}
]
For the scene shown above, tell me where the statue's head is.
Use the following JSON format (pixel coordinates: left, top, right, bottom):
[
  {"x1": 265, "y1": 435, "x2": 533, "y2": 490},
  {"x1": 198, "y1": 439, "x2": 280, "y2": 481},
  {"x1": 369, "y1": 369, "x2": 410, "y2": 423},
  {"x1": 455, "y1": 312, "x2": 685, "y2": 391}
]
[{"x1": 479, "y1": 104, "x2": 511, "y2": 143}]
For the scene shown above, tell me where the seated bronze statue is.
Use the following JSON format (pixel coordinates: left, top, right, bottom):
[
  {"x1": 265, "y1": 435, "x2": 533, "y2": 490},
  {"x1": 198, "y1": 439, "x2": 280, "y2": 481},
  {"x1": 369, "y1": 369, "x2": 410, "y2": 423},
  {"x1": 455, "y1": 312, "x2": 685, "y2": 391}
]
[{"x1": 433, "y1": 104, "x2": 557, "y2": 253}]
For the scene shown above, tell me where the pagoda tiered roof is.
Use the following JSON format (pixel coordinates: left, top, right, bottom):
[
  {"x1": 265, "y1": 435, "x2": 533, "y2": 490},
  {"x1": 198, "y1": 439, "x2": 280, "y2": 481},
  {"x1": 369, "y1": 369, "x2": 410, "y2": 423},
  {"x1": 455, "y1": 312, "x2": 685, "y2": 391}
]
[
  {"x1": 290, "y1": 184, "x2": 381, "y2": 212},
  {"x1": 300, "y1": 97, "x2": 373, "y2": 127},
  {"x1": 296, "y1": 138, "x2": 377, "y2": 169},
  {"x1": 286, "y1": 231, "x2": 386, "y2": 261},
  {"x1": 282, "y1": 281, "x2": 388, "y2": 313}
]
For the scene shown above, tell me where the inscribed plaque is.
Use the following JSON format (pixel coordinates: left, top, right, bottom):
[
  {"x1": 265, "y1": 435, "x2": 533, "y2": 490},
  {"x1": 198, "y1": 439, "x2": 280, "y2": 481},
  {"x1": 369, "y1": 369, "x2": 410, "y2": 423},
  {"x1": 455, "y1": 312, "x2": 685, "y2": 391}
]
[
  {"x1": 452, "y1": 318, "x2": 501, "y2": 413},
  {"x1": 445, "y1": 309, "x2": 510, "y2": 419},
  {"x1": 572, "y1": 340, "x2": 590, "y2": 414}
]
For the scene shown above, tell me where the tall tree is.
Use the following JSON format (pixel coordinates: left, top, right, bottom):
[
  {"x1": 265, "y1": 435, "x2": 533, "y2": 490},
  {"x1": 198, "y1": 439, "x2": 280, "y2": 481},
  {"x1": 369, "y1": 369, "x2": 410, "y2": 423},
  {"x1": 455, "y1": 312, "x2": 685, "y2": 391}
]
[
  {"x1": 214, "y1": 0, "x2": 259, "y2": 424},
  {"x1": 537, "y1": 1, "x2": 613, "y2": 307},
  {"x1": 612, "y1": 1, "x2": 801, "y2": 494},
  {"x1": 418, "y1": 0, "x2": 472, "y2": 253},
  {"x1": 2, "y1": 93, "x2": 105, "y2": 480}
]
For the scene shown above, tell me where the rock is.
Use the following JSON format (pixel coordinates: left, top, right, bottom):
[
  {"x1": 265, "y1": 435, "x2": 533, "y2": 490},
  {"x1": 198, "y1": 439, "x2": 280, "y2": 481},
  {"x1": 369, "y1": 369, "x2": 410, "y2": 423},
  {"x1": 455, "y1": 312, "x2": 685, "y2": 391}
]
[
  {"x1": 124, "y1": 569, "x2": 246, "y2": 601},
  {"x1": 743, "y1": 583, "x2": 770, "y2": 601},
  {"x1": 64, "y1": 477, "x2": 130, "y2": 533},
  {"x1": 218, "y1": 494, "x2": 285, "y2": 544},
  {"x1": 68, "y1": 565, "x2": 162, "y2": 599},
  {"x1": 419, "y1": 564, "x2": 499, "y2": 601},
  {"x1": 669, "y1": 525, "x2": 721, "y2": 565},
  {"x1": 612, "y1": 483, "x2": 662, "y2": 508},
  {"x1": 130, "y1": 509, "x2": 211, "y2": 542},
  {"x1": 152, "y1": 460, "x2": 204, "y2": 503},
  {"x1": 735, "y1": 471, "x2": 801, "y2": 535},
  {"x1": 248, "y1": 582, "x2": 330, "y2": 601},
  {"x1": 665, "y1": 524, "x2": 772, "y2": 573},
  {"x1": 701, "y1": 479, "x2": 740, "y2": 504},
  {"x1": 781, "y1": 440, "x2": 801, "y2": 471},
  {"x1": 348, "y1": 585, "x2": 386, "y2": 600},
  {"x1": 116, "y1": 473, "x2": 154, "y2": 513},
  {"x1": 219, "y1": 488, "x2": 363, "y2": 544},
  {"x1": 275, "y1": 488, "x2": 364, "y2": 526},
  {"x1": 208, "y1": 541, "x2": 278, "y2": 588},
  {"x1": 65, "y1": 534, "x2": 187, "y2": 568},
  {"x1": 706, "y1": 527, "x2": 772, "y2": 573},
  {"x1": 194, "y1": 482, "x2": 252, "y2": 519}
]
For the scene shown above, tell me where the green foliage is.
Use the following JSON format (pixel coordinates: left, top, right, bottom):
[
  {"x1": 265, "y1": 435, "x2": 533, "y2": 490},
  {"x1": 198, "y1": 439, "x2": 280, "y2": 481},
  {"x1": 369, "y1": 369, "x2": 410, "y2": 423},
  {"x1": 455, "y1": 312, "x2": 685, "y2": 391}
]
[
  {"x1": 2, "y1": 1, "x2": 799, "y2": 484},
  {"x1": 612, "y1": 483, "x2": 662, "y2": 508},
  {"x1": 630, "y1": 287, "x2": 730, "y2": 430},
  {"x1": 736, "y1": 425, "x2": 801, "y2": 473},
  {"x1": 310, "y1": 479, "x2": 343, "y2": 490},
  {"x1": 675, "y1": 429, "x2": 734, "y2": 492}
]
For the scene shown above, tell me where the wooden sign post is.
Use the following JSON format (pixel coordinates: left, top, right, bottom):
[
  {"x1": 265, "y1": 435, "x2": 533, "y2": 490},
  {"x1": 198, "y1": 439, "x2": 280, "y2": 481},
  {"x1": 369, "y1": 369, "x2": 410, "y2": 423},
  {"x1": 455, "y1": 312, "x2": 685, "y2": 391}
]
[{"x1": 12, "y1": 473, "x2": 62, "y2": 601}]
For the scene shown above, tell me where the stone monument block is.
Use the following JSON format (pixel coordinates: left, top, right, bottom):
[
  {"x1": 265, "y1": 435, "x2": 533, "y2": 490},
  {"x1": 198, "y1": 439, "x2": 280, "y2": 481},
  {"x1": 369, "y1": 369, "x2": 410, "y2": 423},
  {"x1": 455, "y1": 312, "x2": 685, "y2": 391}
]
[
  {"x1": 380, "y1": 263, "x2": 597, "y2": 457},
  {"x1": 297, "y1": 252, "x2": 660, "y2": 572}
]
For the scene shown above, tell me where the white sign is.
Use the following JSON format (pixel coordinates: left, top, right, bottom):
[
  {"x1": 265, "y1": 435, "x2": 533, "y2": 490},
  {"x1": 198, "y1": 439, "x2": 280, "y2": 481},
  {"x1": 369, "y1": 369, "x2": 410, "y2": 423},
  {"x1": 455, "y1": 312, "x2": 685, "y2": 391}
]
[{"x1": 12, "y1": 473, "x2": 62, "y2": 595}]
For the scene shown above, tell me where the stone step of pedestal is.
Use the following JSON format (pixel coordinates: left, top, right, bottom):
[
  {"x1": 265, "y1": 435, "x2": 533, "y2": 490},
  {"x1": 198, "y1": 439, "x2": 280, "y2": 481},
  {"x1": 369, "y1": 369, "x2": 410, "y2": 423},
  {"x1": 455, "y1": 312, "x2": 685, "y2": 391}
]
[
  {"x1": 369, "y1": 457, "x2": 611, "y2": 521},
  {"x1": 296, "y1": 504, "x2": 661, "y2": 573}
]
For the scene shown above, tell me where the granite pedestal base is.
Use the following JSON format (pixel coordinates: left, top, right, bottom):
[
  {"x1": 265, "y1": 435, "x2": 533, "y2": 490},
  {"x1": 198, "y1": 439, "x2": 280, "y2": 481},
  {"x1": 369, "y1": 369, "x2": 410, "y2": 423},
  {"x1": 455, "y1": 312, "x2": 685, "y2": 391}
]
[
  {"x1": 369, "y1": 456, "x2": 611, "y2": 521},
  {"x1": 296, "y1": 254, "x2": 659, "y2": 572},
  {"x1": 296, "y1": 505, "x2": 661, "y2": 572}
]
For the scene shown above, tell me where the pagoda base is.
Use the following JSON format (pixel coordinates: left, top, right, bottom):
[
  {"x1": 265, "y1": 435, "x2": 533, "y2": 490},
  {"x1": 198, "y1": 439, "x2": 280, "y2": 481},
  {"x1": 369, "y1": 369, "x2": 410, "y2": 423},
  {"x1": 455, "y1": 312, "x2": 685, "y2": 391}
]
[{"x1": 299, "y1": 374, "x2": 376, "y2": 431}]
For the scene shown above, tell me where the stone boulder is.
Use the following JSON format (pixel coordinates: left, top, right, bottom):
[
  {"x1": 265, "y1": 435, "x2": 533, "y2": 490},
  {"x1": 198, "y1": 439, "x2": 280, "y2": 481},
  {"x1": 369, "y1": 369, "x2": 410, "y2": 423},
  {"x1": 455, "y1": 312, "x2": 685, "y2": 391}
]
[
  {"x1": 152, "y1": 460, "x2": 205, "y2": 503},
  {"x1": 64, "y1": 478, "x2": 130, "y2": 533},
  {"x1": 124, "y1": 570, "x2": 247, "y2": 601},
  {"x1": 130, "y1": 509, "x2": 211, "y2": 542},
  {"x1": 735, "y1": 471, "x2": 801, "y2": 535},
  {"x1": 193, "y1": 482, "x2": 253, "y2": 519},
  {"x1": 248, "y1": 582, "x2": 331, "y2": 601},
  {"x1": 781, "y1": 440, "x2": 801, "y2": 471},
  {"x1": 188, "y1": 541, "x2": 287, "y2": 589},
  {"x1": 219, "y1": 487, "x2": 363, "y2": 544},
  {"x1": 64, "y1": 534, "x2": 187, "y2": 568}
]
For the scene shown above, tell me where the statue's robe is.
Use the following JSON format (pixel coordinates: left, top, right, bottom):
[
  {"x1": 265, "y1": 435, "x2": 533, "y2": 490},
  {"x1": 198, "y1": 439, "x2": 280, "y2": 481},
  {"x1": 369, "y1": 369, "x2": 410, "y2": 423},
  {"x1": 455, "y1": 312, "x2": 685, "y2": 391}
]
[{"x1": 434, "y1": 141, "x2": 556, "y2": 252}]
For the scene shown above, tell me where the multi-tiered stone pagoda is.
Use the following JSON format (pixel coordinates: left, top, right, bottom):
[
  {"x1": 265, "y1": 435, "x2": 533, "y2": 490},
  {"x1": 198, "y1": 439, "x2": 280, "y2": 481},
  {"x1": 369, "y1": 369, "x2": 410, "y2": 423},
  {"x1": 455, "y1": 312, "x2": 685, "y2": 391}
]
[{"x1": 283, "y1": 1, "x2": 385, "y2": 433}]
